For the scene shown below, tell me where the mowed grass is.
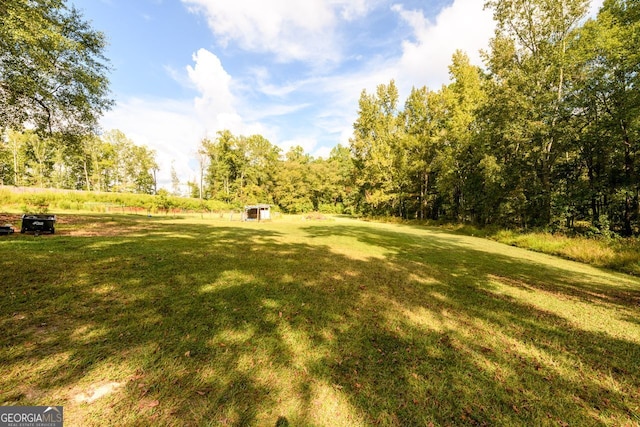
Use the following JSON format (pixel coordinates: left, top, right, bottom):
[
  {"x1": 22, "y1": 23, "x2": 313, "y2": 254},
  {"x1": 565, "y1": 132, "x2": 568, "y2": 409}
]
[{"x1": 0, "y1": 214, "x2": 639, "y2": 426}]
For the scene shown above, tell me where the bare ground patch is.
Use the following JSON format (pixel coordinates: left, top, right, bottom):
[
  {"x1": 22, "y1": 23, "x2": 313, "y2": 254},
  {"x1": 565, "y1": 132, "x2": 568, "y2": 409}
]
[
  {"x1": 0, "y1": 213, "x2": 161, "y2": 237},
  {"x1": 0, "y1": 214, "x2": 20, "y2": 225}
]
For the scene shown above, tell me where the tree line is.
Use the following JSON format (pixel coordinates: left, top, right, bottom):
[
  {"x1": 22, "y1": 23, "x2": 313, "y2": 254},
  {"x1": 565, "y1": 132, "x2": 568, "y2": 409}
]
[
  {"x1": 350, "y1": 0, "x2": 639, "y2": 235},
  {"x1": 190, "y1": 130, "x2": 353, "y2": 214},
  {"x1": 194, "y1": 0, "x2": 639, "y2": 236},
  {"x1": 2, "y1": 0, "x2": 639, "y2": 236},
  {"x1": 0, "y1": 129, "x2": 158, "y2": 194}
]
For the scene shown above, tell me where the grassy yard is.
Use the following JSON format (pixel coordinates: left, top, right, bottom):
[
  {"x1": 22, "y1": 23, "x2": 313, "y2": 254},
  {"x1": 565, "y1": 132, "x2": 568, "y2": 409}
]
[{"x1": 0, "y1": 213, "x2": 639, "y2": 426}]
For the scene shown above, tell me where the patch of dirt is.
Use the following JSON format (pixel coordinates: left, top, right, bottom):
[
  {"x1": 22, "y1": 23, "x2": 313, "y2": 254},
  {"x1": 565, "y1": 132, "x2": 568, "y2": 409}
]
[
  {"x1": 0, "y1": 213, "x2": 20, "y2": 225},
  {"x1": 52, "y1": 216, "x2": 88, "y2": 225},
  {"x1": 64, "y1": 221, "x2": 159, "y2": 237},
  {"x1": 1, "y1": 213, "x2": 159, "y2": 237},
  {"x1": 0, "y1": 214, "x2": 19, "y2": 234},
  {"x1": 305, "y1": 212, "x2": 329, "y2": 221},
  {"x1": 72, "y1": 381, "x2": 123, "y2": 403}
]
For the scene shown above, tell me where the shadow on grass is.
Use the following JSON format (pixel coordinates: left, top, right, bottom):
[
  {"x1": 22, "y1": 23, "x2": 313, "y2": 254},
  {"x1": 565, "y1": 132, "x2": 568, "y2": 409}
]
[{"x1": 0, "y1": 215, "x2": 639, "y2": 425}]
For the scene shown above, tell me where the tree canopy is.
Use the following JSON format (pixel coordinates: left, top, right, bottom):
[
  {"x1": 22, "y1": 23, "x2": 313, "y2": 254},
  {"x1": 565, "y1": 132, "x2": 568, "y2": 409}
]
[
  {"x1": 0, "y1": 0, "x2": 113, "y2": 135},
  {"x1": 0, "y1": 128, "x2": 158, "y2": 193},
  {"x1": 345, "y1": 0, "x2": 640, "y2": 235}
]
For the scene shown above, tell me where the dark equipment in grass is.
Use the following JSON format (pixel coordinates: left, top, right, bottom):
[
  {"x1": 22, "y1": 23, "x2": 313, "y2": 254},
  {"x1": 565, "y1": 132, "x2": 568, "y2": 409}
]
[
  {"x1": 0, "y1": 225, "x2": 14, "y2": 235},
  {"x1": 21, "y1": 214, "x2": 56, "y2": 235}
]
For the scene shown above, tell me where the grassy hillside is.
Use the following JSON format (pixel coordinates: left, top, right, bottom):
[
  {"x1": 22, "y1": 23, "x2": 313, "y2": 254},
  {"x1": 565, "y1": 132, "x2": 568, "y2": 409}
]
[{"x1": 0, "y1": 214, "x2": 639, "y2": 426}]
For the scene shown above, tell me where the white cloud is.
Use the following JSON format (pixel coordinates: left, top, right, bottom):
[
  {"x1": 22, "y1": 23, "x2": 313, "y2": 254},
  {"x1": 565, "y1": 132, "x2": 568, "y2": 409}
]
[
  {"x1": 313, "y1": 145, "x2": 333, "y2": 159},
  {"x1": 588, "y1": 0, "x2": 604, "y2": 18},
  {"x1": 181, "y1": 0, "x2": 370, "y2": 63},
  {"x1": 389, "y1": 0, "x2": 599, "y2": 93},
  {"x1": 272, "y1": 0, "x2": 498, "y2": 153},
  {"x1": 185, "y1": 49, "x2": 293, "y2": 138},
  {"x1": 249, "y1": 67, "x2": 301, "y2": 97},
  {"x1": 393, "y1": 0, "x2": 496, "y2": 88},
  {"x1": 187, "y1": 49, "x2": 236, "y2": 127},
  {"x1": 101, "y1": 49, "x2": 264, "y2": 189},
  {"x1": 279, "y1": 137, "x2": 318, "y2": 154},
  {"x1": 100, "y1": 97, "x2": 204, "y2": 189}
]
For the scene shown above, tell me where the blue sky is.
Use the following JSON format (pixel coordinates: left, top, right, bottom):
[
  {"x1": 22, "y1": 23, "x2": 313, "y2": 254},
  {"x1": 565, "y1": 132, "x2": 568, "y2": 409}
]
[{"x1": 70, "y1": 0, "x2": 602, "y2": 189}]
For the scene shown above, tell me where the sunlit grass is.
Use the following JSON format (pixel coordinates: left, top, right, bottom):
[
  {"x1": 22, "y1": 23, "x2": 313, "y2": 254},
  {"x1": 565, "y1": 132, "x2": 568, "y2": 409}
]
[{"x1": 0, "y1": 213, "x2": 639, "y2": 426}]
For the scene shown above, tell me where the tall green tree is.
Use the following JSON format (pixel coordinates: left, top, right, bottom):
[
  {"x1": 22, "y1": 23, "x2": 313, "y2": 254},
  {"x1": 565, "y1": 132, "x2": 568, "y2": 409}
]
[
  {"x1": 399, "y1": 86, "x2": 430, "y2": 219},
  {"x1": 442, "y1": 51, "x2": 486, "y2": 221},
  {"x1": 273, "y1": 146, "x2": 314, "y2": 213},
  {"x1": 351, "y1": 80, "x2": 405, "y2": 215},
  {"x1": 1, "y1": 0, "x2": 113, "y2": 135},
  {"x1": 324, "y1": 144, "x2": 356, "y2": 213},
  {"x1": 483, "y1": 0, "x2": 590, "y2": 226},
  {"x1": 201, "y1": 130, "x2": 281, "y2": 205},
  {"x1": 573, "y1": 0, "x2": 640, "y2": 235},
  {"x1": 22, "y1": 131, "x2": 52, "y2": 187},
  {"x1": 98, "y1": 129, "x2": 157, "y2": 194},
  {"x1": 129, "y1": 145, "x2": 157, "y2": 194},
  {"x1": 3, "y1": 129, "x2": 28, "y2": 186},
  {"x1": 203, "y1": 130, "x2": 235, "y2": 202},
  {"x1": 241, "y1": 134, "x2": 280, "y2": 203}
]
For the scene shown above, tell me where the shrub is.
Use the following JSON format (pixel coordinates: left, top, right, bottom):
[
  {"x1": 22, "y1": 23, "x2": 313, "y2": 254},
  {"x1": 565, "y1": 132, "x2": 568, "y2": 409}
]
[{"x1": 22, "y1": 194, "x2": 50, "y2": 213}]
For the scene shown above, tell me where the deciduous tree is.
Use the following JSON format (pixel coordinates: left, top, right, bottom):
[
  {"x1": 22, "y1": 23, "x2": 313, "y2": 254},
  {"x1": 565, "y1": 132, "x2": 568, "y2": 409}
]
[{"x1": 1, "y1": 0, "x2": 113, "y2": 135}]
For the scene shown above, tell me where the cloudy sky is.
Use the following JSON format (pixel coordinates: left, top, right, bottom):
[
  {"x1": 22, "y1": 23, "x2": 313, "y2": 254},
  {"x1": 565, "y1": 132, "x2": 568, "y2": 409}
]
[{"x1": 70, "y1": 0, "x2": 603, "y2": 189}]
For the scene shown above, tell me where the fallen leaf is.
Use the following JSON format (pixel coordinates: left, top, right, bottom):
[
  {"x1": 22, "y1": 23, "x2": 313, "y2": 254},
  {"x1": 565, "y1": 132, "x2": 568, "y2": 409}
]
[
  {"x1": 184, "y1": 351, "x2": 191, "y2": 357},
  {"x1": 139, "y1": 399, "x2": 159, "y2": 409},
  {"x1": 196, "y1": 391, "x2": 206, "y2": 396}
]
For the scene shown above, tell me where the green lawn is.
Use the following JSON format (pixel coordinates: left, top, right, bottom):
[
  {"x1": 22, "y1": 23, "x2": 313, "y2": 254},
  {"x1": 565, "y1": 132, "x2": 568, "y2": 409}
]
[{"x1": 1, "y1": 214, "x2": 639, "y2": 426}]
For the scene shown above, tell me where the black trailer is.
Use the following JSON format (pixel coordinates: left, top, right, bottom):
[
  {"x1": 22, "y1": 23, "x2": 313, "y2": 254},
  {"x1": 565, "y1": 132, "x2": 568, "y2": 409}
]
[{"x1": 21, "y1": 214, "x2": 56, "y2": 235}]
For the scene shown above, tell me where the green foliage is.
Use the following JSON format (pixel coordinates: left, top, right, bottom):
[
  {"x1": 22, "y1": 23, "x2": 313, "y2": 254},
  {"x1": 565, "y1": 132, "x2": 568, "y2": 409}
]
[
  {"x1": 21, "y1": 194, "x2": 49, "y2": 213},
  {"x1": 351, "y1": 81, "x2": 400, "y2": 215},
  {"x1": 0, "y1": 187, "x2": 235, "y2": 215},
  {"x1": 200, "y1": 130, "x2": 281, "y2": 204},
  {"x1": 1, "y1": 129, "x2": 158, "y2": 193},
  {"x1": 100, "y1": 130, "x2": 157, "y2": 194},
  {"x1": 346, "y1": 0, "x2": 640, "y2": 236},
  {"x1": 154, "y1": 189, "x2": 172, "y2": 213},
  {"x1": 198, "y1": 131, "x2": 353, "y2": 214},
  {"x1": 0, "y1": 0, "x2": 113, "y2": 135}
]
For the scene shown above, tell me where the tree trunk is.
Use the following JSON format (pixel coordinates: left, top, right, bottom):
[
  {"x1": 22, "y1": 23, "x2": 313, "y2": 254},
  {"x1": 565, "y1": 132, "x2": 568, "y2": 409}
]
[
  {"x1": 83, "y1": 160, "x2": 91, "y2": 191},
  {"x1": 622, "y1": 121, "x2": 634, "y2": 236}
]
